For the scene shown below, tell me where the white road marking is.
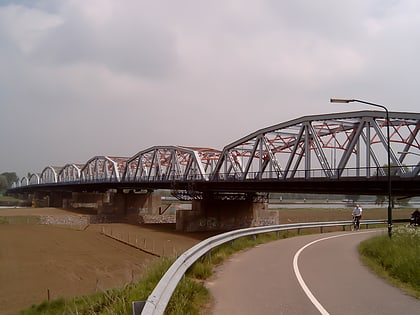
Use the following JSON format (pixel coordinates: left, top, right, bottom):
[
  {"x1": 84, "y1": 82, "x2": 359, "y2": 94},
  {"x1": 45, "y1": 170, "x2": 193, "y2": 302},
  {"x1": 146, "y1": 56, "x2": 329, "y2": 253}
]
[{"x1": 292, "y1": 231, "x2": 376, "y2": 315}]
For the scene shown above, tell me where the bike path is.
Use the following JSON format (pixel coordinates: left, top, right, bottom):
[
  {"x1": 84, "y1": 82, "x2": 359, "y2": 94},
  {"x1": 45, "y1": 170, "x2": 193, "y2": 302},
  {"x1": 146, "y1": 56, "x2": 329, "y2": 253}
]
[{"x1": 206, "y1": 230, "x2": 419, "y2": 315}]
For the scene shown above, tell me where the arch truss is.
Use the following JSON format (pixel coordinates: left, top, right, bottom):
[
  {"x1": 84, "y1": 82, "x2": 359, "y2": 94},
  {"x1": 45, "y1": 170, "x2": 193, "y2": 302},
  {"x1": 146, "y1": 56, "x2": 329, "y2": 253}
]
[
  {"x1": 40, "y1": 166, "x2": 62, "y2": 184},
  {"x1": 58, "y1": 164, "x2": 84, "y2": 183},
  {"x1": 80, "y1": 156, "x2": 129, "y2": 182},
  {"x1": 123, "y1": 146, "x2": 221, "y2": 182},
  {"x1": 213, "y1": 111, "x2": 420, "y2": 180}
]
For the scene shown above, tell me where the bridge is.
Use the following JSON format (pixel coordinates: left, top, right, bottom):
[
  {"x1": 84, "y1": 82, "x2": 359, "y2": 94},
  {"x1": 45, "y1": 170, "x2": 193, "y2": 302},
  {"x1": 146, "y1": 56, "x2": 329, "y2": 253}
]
[{"x1": 8, "y1": 110, "x2": 420, "y2": 230}]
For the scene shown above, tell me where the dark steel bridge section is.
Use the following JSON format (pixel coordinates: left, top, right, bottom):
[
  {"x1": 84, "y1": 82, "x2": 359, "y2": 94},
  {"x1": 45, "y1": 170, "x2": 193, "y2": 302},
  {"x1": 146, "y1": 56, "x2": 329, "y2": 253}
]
[{"x1": 9, "y1": 110, "x2": 420, "y2": 198}]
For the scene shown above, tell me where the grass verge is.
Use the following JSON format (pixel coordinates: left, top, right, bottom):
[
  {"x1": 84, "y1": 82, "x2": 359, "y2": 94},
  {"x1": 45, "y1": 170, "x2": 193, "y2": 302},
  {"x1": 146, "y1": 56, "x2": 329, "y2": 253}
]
[{"x1": 359, "y1": 226, "x2": 420, "y2": 299}]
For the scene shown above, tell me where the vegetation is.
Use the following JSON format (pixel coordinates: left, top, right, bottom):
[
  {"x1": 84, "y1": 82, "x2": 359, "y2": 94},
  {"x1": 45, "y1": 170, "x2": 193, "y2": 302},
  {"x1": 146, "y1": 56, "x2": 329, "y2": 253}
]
[
  {"x1": 0, "y1": 172, "x2": 18, "y2": 195},
  {"x1": 359, "y1": 226, "x2": 420, "y2": 298}
]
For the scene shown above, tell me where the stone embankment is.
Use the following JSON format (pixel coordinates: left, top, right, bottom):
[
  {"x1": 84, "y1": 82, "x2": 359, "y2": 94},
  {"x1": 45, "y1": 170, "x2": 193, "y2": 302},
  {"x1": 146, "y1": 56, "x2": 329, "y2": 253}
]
[
  {"x1": 0, "y1": 207, "x2": 176, "y2": 225},
  {"x1": 0, "y1": 199, "x2": 31, "y2": 207}
]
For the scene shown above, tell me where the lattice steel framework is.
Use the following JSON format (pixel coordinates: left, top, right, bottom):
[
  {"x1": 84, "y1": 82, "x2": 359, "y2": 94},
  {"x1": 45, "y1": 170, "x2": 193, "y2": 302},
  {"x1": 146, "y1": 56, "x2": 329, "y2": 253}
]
[
  {"x1": 58, "y1": 164, "x2": 84, "y2": 183},
  {"x1": 213, "y1": 110, "x2": 420, "y2": 180},
  {"x1": 123, "y1": 146, "x2": 221, "y2": 182},
  {"x1": 80, "y1": 156, "x2": 129, "y2": 182},
  {"x1": 40, "y1": 166, "x2": 62, "y2": 184},
  {"x1": 28, "y1": 173, "x2": 40, "y2": 185}
]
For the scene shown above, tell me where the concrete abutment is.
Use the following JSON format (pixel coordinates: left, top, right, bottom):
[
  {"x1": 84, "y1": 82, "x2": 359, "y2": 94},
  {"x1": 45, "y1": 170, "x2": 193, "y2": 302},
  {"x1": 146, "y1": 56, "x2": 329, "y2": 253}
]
[{"x1": 176, "y1": 194, "x2": 279, "y2": 232}]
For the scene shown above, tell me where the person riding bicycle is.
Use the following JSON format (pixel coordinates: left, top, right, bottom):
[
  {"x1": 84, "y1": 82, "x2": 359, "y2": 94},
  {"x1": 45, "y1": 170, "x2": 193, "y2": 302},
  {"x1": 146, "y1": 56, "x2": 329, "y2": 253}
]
[
  {"x1": 410, "y1": 209, "x2": 420, "y2": 226},
  {"x1": 352, "y1": 204, "x2": 363, "y2": 230}
]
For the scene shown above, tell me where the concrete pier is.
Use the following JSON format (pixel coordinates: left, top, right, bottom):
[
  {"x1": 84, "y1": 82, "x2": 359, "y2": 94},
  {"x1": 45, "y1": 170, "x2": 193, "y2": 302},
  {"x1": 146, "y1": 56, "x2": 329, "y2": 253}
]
[{"x1": 176, "y1": 193, "x2": 279, "y2": 231}]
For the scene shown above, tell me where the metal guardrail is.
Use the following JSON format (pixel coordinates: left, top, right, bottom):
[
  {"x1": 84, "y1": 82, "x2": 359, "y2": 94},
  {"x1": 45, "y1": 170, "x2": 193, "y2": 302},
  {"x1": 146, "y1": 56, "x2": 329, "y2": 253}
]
[{"x1": 139, "y1": 219, "x2": 387, "y2": 315}]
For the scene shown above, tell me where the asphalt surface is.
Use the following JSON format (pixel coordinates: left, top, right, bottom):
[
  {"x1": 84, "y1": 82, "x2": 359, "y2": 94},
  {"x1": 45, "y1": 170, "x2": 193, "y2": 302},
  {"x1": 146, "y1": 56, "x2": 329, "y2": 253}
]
[{"x1": 207, "y1": 230, "x2": 419, "y2": 315}]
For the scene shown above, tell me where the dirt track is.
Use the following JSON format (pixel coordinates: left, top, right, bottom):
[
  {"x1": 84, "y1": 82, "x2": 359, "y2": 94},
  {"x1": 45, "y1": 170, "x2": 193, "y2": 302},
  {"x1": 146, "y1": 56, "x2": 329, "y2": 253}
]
[{"x1": 0, "y1": 208, "x2": 215, "y2": 314}]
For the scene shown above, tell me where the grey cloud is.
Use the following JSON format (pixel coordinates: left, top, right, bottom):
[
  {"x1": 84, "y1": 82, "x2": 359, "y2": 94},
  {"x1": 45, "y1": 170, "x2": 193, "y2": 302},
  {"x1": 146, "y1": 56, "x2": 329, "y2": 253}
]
[
  {"x1": 1, "y1": 0, "x2": 420, "y2": 178},
  {"x1": 32, "y1": 7, "x2": 177, "y2": 78}
]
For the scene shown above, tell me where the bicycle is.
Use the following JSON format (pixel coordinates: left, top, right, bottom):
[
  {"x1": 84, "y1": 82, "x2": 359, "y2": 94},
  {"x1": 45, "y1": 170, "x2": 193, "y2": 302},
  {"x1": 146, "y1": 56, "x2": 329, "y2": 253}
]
[{"x1": 351, "y1": 215, "x2": 361, "y2": 231}]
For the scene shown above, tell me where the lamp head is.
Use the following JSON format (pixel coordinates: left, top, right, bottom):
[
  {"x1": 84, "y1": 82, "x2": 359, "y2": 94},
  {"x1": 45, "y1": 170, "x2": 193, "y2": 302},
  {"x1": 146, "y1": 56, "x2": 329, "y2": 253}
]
[{"x1": 330, "y1": 98, "x2": 354, "y2": 103}]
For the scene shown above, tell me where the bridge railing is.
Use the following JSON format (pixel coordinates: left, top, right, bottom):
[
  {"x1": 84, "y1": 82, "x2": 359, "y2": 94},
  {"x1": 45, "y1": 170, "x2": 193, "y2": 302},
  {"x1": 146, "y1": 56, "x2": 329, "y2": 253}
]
[
  {"x1": 211, "y1": 164, "x2": 419, "y2": 181},
  {"x1": 139, "y1": 219, "x2": 387, "y2": 315},
  {"x1": 11, "y1": 165, "x2": 419, "y2": 188}
]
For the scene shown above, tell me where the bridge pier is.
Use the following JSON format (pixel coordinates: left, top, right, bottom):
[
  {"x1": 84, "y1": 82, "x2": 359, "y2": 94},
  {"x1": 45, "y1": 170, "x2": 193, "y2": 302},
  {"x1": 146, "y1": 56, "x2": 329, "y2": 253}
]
[
  {"x1": 66, "y1": 190, "x2": 163, "y2": 217},
  {"x1": 176, "y1": 193, "x2": 279, "y2": 232}
]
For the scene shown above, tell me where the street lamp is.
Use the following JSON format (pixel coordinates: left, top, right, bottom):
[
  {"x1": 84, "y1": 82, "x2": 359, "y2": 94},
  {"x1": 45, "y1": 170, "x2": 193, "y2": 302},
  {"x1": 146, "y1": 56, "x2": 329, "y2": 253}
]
[{"x1": 330, "y1": 98, "x2": 392, "y2": 238}]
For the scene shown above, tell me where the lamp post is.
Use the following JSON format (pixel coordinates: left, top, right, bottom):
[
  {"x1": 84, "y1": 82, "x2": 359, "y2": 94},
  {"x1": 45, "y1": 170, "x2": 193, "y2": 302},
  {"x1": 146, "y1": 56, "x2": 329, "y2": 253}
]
[{"x1": 330, "y1": 98, "x2": 392, "y2": 238}]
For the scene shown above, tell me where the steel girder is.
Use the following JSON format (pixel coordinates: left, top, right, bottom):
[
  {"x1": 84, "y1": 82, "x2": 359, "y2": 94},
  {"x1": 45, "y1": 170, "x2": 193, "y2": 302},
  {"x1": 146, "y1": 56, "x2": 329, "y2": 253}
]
[
  {"x1": 213, "y1": 110, "x2": 420, "y2": 180},
  {"x1": 80, "y1": 156, "x2": 129, "y2": 182},
  {"x1": 123, "y1": 146, "x2": 221, "y2": 182}
]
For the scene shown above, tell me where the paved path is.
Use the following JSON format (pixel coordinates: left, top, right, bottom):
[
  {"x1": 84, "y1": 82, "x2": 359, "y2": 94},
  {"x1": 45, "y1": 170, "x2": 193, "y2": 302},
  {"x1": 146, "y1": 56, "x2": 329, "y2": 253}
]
[{"x1": 207, "y1": 230, "x2": 419, "y2": 315}]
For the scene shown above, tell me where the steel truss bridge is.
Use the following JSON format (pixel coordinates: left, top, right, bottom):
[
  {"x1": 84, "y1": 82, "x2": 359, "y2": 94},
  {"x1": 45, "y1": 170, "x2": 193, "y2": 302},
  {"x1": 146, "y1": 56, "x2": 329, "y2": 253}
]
[{"x1": 10, "y1": 111, "x2": 420, "y2": 198}]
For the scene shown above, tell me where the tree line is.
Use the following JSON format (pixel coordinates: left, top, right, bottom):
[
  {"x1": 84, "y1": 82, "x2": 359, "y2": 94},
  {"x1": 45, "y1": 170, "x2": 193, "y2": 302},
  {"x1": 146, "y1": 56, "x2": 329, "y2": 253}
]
[{"x1": 0, "y1": 172, "x2": 18, "y2": 195}]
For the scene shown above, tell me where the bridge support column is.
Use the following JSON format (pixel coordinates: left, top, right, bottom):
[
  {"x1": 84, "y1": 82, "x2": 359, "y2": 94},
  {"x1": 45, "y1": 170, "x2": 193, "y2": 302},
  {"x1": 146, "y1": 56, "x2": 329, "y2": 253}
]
[
  {"x1": 176, "y1": 193, "x2": 279, "y2": 232},
  {"x1": 49, "y1": 191, "x2": 72, "y2": 207},
  {"x1": 32, "y1": 191, "x2": 49, "y2": 208},
  {"x1": 124, "y1": 190, "x2": 164, "y2": 221},
  {"x1": 67, "y1": 190, "x2": 163, "y2": 219}
]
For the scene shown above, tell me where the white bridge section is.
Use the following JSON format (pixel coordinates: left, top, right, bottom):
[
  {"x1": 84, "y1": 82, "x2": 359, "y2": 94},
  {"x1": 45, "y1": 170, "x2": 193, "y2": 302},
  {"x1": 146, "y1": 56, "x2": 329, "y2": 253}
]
[{"x1": 124, "y1": 146, "x2": 220, "y2": 182}]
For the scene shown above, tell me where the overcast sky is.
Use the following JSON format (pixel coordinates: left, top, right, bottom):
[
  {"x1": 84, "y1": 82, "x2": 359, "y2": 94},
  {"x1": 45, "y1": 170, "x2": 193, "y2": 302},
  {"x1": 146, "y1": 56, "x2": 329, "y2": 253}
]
[{"x1": 1, "y1": 0, "x2": 419, "y2": 178}]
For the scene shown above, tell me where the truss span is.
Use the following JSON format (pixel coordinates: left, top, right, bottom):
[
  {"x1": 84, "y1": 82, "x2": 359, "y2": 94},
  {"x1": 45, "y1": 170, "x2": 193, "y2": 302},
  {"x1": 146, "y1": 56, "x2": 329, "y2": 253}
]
[
  {"x1": 80, "y1": 156, "x2": 129, "y2": 183},
  {"x1": 40, "y1": 166, "x2": 62, "y2": 184},
  {"x1": 58, "y1": 164, "x2": 83, "y2": 183},
  {"x1": 123, "y1": 146, "x2": 221, "y2": 182},
  {"x1": 213, "y1": 110, "x2": 420, "y2": 180},
  {"x1": 10, "y1": 111, "x2": 420, "y2": 193}
]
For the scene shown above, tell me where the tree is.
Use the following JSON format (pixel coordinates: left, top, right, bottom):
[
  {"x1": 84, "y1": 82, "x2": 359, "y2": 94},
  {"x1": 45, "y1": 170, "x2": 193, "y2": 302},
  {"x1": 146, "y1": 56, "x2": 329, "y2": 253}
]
[
  {"x1": 0, "y1": 175, "x2": 8, "y2": 194},
  {"x1": 1, "y1": 172, "x2": 18, "y2": 187},
  {"x1": 0, "y1": 172, "x2": 19, "y2": 195}
]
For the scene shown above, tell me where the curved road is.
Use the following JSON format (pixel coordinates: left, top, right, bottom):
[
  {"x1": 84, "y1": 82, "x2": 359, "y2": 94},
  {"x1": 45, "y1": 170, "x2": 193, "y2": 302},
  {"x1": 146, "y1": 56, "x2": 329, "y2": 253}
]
[{"x1": 207, "y1": 230, "x2": 419, "y2": 315}]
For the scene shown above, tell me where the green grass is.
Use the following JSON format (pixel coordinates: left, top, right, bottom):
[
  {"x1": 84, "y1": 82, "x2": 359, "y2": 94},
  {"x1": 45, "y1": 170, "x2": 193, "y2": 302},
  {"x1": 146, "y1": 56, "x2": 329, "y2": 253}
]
[
  {"x1": 0, "y1": 195, "x2": 19, "y2": 200},
  {"x1": 359, "y1": 226, "x2": 420, "y2": 298}
]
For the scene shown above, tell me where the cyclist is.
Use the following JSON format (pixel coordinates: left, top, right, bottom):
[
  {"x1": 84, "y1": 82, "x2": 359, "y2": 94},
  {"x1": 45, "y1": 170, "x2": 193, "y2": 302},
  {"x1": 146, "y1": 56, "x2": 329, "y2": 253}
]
[
  {"x1": 352, "y1": 204, "x2": 363, "y2": 230},
  {"x1": 410, "y1": 209, "x2": 420, "y2": 226}
]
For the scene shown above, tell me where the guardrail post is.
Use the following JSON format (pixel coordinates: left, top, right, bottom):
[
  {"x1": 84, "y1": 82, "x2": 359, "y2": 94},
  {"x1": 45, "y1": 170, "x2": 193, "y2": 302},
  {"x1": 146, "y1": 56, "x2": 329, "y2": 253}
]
[
  {"x1": 132, "y1": 301, "x2": 145, "y2": 315},
  {"x1": 320, "y1": 226, "x2": 324, "y2": 233}
]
